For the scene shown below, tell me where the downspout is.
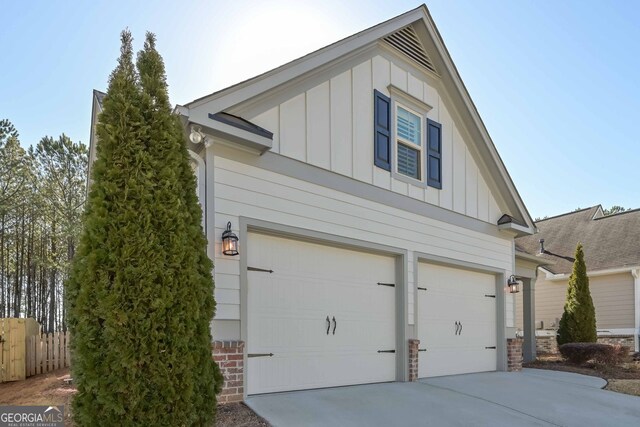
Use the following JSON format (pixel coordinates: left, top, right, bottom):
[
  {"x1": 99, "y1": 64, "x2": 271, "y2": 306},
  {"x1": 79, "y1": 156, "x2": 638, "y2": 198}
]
[{"x1": 633, "y1": 269, "x2": 640, "y2": 352}]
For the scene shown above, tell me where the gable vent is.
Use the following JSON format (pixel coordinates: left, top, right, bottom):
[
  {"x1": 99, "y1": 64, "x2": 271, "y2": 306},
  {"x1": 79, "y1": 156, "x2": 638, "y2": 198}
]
[{"x1": 383, "y1": 26, "x2": 436, "y2": 74}]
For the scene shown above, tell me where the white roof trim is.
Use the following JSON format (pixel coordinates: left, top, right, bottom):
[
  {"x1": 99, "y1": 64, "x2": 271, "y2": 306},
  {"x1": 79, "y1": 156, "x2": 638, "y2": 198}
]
[{"x1": 540, "y1": 265, "x2": 640, "y2": 281}]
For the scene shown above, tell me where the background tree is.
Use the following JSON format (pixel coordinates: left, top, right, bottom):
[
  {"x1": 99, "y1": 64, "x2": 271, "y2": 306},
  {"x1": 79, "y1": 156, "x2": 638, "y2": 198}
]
[
  {"x1": 557, "y1": 243, "x2": 597, "y2": 345},
  {"x1": 603, "y1": 205, "x2": 630, "y2": 216},
  {"x1": 67, "y1": 31, "x2": 220, "y2": 425},
  {"x1": 0, "y1": 119, "x2": 86, "y2": 329}
]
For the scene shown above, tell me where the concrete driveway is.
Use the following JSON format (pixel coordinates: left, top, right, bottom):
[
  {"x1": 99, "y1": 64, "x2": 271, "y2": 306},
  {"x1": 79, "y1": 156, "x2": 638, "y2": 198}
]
[{"x1": 246, "y1": 369, "x2": 640, "y2": 426}]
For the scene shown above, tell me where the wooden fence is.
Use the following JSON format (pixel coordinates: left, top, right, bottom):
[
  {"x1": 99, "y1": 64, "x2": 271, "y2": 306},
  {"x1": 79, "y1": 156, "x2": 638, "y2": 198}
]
[
  {"x1": 26, "y1": 331, "x2": 71, "y2": 378},
  {"x1": 0, "y1": 318, "x2": 70, "y2": 382}
]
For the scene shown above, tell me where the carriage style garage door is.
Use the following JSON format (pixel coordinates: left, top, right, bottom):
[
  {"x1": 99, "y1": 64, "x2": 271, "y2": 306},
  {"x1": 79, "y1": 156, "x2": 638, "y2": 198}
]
[
  {"x1": 417, "y1": 263, "x2": 497, "y2": 378},
  {"x1": 247, "y1": 232, "x2": 397, "y2": 395}
]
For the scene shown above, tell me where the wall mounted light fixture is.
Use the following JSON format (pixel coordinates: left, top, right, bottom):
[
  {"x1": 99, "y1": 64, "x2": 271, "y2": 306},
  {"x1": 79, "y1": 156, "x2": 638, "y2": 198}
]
[
  {"x1": 222, "y1": 222, "x2": 239, "y2": 256},
  {"x1": 507, "y1": 275, "x2": 520, "y2": 293}
]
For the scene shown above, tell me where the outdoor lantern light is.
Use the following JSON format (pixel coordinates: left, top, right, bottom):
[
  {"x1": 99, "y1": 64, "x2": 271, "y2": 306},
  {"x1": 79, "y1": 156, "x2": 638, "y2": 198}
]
[
  {"x1": 507, "y1": 275, "x2": 520, "y2": 294},
  {"x1": 222, "y1": 222, "x2": 239, "y2": 256}
]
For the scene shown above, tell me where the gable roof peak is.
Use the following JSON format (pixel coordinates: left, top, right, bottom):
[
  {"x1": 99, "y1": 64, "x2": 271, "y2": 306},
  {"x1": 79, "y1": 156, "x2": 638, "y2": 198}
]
[
  {"x1": 383, "y1": 24, "x2": 437, "y2": 74},
  {"x1": 535, "y1": 205, "x2": 601, "y2": 223},
  {"x1": 181, "y1": 4, "x2": 536, "y2": 234}
]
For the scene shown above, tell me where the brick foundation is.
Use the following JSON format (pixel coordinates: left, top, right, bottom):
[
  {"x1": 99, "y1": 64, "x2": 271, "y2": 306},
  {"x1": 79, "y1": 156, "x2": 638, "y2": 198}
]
[
  {"x1": 596, "y1": 335, "x2": 635, "y2": 351},
  {"x1": 536, "y1": 335, "x2": 558, "y2": 354},
  {"x1": 212, "y1": 340, "x2": 245, "y2": 403},
  {"x1": 408, "y1": 339, "x2": 420, "y2": 381},
  {"x1": 535, "y1": 334, "x2": 635, "y2": 355},
  {"x1": 507, "y1": 338, "x2": 523, "y2": 372}
]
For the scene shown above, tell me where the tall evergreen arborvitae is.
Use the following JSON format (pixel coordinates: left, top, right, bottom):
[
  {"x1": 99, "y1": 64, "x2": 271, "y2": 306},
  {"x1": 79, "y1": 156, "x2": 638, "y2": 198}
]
[
  {"x1": 556, "y1": 243, "x2": 597, "y2": 346},
  {"x1": 67, "y1": 31, "x2": 220, "y2": 426}
]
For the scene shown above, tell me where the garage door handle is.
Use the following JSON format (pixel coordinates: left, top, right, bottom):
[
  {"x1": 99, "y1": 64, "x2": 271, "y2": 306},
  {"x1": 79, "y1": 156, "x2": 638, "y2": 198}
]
[
  {"x1": 326, "y1": 316, "x2": 331, "y2": 335},
  {"x1": 455, "y1": 321, "x2": 459, "y2": 335},
  {"x1": 332, "y1": 316, "x2": 337, "y2": 335},
  {"x1": 459, "y1": 322, "x2": 463, "y2": 335}
]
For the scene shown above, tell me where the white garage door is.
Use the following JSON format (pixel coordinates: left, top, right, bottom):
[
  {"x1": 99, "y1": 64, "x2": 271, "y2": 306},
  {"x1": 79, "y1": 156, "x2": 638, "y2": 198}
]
[
  {"x1": 418, "y1": 263, "x2": 497, "y2": 378},
  {"x1": 247, "y1": 232, "x2": 397, "y2": 395}
]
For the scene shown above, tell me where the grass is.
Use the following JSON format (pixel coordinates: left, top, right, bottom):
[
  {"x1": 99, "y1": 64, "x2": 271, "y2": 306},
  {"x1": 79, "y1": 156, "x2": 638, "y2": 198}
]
[{"x1": 524, "y1": 353, "x2": 640, "y2": 396}]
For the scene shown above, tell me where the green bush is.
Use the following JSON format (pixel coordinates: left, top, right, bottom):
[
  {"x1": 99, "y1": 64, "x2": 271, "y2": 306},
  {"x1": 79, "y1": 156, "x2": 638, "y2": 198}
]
[
  {"x1": 557, "y1": 244, "x2": 597, "y2": 346},
  {"x1": 592, "y1": 344, "x2": 628, "y2": 365},
  {"x1": 66, "y1": 31, "x2": 221, "y2": 426},
  {"x1": 559, "y1": 343, "x2": 627, "y2": 365}
]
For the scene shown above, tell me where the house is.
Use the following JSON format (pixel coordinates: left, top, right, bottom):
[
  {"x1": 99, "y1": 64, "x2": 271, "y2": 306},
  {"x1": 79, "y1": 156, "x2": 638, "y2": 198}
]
[
  {"x1": 89, "y1": 5, "x2": 542, "y2": 402},
  {"x1": 515, "y1": 206, "x2": 640, "y2": 354}
]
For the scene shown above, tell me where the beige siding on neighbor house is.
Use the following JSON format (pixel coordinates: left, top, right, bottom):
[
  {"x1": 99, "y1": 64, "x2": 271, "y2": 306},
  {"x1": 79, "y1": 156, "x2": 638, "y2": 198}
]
[
  {"x1": 248, "y1": 52, "x2": 504, "y2": 225},
  {"x1": 516, "y1": 272, "x2": 635, "y2": 330},
  {"x1": 211, "y1": 152, "x2": 514, "y2": 325}
]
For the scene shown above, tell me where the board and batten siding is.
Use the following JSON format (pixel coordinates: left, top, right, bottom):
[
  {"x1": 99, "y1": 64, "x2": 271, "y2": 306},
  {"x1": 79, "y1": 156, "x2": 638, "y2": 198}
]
[
  {"x1": 248, "y1": 54, "x2": 502, "y2": 225},
  {"x1": 515, "y1": 272, "x2": 635, "y2": 330},
  {"x1": 212, "y1": 155, "x2": 514, "y2": 325}
]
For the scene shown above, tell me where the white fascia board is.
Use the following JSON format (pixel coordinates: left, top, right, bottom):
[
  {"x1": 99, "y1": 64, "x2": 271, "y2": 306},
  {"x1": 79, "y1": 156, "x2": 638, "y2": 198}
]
[
  {"x1": 176, "y1": 106, "x2": 272, "y2": 155},
  {"x1": 203, "y1": 118, "x2": 272, "y2": 154},
  {"x1": 541, "y1": 266, "x2": 640, "y2": 282},
  {"x1": 515, "y1": 251, "x2": 546, "y2": 265},
  {"x1": 498, "y1": 222, "x2": 534, "y2": 236}
]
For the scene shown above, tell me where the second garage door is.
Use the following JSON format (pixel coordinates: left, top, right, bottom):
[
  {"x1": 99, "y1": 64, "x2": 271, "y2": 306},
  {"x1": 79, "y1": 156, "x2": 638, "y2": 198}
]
[
  {"x1": 418, "y1": 263, "x2": 497, "y2": 378},
  {"x1": 247, "y1": 232, "x2": 397, "y2": 395}
]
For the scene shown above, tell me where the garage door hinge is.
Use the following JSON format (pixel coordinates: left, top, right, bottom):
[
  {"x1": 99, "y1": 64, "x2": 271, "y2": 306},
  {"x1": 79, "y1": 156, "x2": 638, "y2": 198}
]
[
  {"x1": 485, "y1": 346, "x2": 496, "y2": 350},
  {"x1": 248, "y1": 353, "x2": 274, "y2": 358},
  {"x1": 484, "y1": 294, "x2": 496, "y2": 298},
  {"x1": 418, "y1": 348, "x2": 427, "y2": 352},
  {"x1": 377, "y1": 282, "x2": 395, "y2": 287},
  {"x1": 248, "y1": 267, "x2": 274, "y2": 273},
  {"x1": 377, "y1": 349, "x2": 396, "y2": 353},
  {"x1": 417, "y1": 287, "x2": 427, "y2": 291}
]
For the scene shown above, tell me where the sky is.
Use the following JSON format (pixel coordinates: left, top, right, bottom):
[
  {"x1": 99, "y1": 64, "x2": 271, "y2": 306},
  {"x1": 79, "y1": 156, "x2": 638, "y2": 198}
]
[{"x1": 1, "y1": 0, "x2": 638, "y2": 219}]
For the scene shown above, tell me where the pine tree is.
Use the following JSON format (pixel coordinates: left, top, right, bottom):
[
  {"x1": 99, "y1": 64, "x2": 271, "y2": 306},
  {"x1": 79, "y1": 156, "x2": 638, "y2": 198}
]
[
  {"x1": 136, "y1": 31, "x2": 222, "y2": 422},
  {"x1": 67, "y1": 30, "x2": 220, "y2": 426},
  {"x1": 556, "y1": 243, "x2": 597, "y2": 345}
]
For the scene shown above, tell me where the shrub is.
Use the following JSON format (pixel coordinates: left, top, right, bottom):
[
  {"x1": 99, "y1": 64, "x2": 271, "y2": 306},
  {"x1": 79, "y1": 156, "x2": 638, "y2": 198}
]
[
  {"x1": 593, "y1": 344, "x2": 629, "y2": 365},
  {"x1": 557, "y1": 244, "x2": 597, "y2": 346},
  {"x1": 559, "y1": 343, "x2": 627, "y2": 365},
  {"x1": 66, "y1": 32, "x2": 221, "y2": 426}
]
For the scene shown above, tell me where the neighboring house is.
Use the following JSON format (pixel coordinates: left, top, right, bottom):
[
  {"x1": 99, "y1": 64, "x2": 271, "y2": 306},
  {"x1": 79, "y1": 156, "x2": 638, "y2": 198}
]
[
  {"x1": 89, "y1": 5, "x2": 541, "y2": 402},
  {"x1": 515, "y1": 206, "x2": 640, "y2": 353}
]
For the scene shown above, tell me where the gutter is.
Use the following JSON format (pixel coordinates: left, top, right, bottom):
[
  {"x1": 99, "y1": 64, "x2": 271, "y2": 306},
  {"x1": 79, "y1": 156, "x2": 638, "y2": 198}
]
[{"x1": 540, "y1": 265, "x2": 640, "y2": 282}]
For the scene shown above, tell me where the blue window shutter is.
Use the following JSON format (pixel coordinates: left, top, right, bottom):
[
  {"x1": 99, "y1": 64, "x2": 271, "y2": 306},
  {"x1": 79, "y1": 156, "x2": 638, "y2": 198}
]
[
  {"x1": 374, "y1": 90, "x2": 391, "y2": 171},
  {"x1": 427, "y1": 119, "x2": 442, "y2": 189}
]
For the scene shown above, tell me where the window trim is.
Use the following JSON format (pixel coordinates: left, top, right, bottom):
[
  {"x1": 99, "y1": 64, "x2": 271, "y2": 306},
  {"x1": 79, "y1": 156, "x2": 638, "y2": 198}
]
[
  {"x1": 394, "y1": 102, "x2": 424, "y2": 182},
  {"x1": 376, "y1": 85, "x2": 442, "y2": 191}
]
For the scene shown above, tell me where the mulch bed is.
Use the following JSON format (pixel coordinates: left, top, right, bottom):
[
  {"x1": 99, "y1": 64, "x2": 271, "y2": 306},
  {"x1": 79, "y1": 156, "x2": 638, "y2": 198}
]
[
  {"x1": 524, "y1": 353, "x2": 640, "y2": 396},
  {"x1": 0, "y1": 368, "x2": 271, "y2": 426},
  {"x1": 216, "y1": 403, "x2": 270, "y2": 427}
]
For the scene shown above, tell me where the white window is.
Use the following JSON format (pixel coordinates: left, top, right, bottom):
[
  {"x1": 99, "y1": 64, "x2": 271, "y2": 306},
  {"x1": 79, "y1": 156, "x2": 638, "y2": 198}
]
[{"x1": 395, "y1": 104, "x2": 422, "y2": 180}]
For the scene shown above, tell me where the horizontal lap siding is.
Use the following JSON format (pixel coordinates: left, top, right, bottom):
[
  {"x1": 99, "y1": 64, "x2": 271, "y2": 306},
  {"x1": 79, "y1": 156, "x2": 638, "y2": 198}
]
[
  {"x1": 248, "y1": 53, "x2": 504, "y2": 225},
  {"x1": 213, "y1": 156, "x2": 513, "y2": 323},
  {"x1": 515, "y1": 272, "x2": 635, "y2": 330}
]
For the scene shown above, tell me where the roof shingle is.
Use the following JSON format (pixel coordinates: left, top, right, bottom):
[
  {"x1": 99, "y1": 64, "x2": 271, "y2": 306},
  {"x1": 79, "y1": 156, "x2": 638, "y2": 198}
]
[{"x1": 515, "y1": 206, "x2": 640, "y2": 274}]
